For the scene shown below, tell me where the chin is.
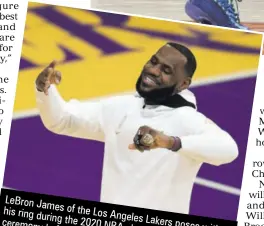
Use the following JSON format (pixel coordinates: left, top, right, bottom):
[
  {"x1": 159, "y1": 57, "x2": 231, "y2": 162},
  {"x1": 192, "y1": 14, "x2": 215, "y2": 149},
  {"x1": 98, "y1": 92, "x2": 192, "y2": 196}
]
[
  {"x1": 140, "y1": 79, "x2": 159, "y2": 91},
  {"x1": 140, "y1": 83, "x2": 153, "y2": 92}
]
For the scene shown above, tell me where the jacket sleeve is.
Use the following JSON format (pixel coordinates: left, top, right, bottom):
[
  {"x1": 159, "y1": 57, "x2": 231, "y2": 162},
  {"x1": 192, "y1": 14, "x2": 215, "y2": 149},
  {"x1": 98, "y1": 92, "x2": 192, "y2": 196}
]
[
  {"x1": 35, "y1": 85, "x2": 105, "y2": 142},
  {"x1": 178, "y1": 112, "x2": 239, "y2": 166}
]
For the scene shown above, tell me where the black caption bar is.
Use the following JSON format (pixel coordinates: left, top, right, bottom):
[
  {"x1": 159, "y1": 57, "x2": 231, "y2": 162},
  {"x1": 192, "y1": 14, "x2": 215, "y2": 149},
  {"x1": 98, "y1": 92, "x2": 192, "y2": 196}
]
[{"x1": 0, "y1": 188, "x2": 237, "y2": 226}]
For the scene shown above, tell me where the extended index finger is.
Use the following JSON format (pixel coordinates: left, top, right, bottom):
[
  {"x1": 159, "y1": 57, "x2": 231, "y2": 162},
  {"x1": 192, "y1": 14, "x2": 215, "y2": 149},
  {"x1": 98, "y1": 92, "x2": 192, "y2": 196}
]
[
  {"x1": 46, "y1": 68, "x2": 55, "y2": 81},
  {"x1": 47, "y1": 60, "x2": 57, "y2": 69},
  {"x1": 41, "y1": 60, "x2": 58, "y2": 78}
]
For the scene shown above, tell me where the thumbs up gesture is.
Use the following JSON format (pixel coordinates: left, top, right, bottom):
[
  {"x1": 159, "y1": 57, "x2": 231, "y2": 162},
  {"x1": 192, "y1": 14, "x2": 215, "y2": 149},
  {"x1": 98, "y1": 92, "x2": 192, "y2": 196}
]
[{"x1": 35, "y1": 60, "x2": 62, "y2": 95}]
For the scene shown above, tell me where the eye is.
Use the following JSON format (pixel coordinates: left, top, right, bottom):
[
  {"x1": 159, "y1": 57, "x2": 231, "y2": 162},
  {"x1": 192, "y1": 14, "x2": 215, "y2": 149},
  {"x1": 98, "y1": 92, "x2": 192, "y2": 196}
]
[
  {"x1": 150, "y1": 56, "x2": 158, "y2": 65},
  {"x1": 163, "y1": 65, "x2": 172, "y2": 74}
]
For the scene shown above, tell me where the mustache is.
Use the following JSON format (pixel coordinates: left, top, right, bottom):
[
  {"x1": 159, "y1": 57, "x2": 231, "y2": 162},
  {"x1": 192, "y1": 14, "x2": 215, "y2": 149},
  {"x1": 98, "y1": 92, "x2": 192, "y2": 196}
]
[{"x1": 136, "y1": 75, "x2": 175, "y2": 103}]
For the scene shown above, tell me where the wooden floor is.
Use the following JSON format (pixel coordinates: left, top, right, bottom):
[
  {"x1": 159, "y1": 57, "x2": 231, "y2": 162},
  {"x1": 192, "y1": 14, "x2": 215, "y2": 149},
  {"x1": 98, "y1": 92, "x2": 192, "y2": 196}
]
[
  {"x1": 92, "y1": 0, "x2": 264, "y2": 22},
  {"x1": 92, "y1": 0, "x2": 264, "y2": 54},
  {"x1": 245, "y1": 22, "x2": 264, "y2": 32}
]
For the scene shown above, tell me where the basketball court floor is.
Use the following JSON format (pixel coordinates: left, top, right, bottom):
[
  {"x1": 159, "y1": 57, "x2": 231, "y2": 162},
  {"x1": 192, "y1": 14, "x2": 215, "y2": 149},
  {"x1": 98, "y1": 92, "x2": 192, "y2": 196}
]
[
  {"x1": 2, "y1": 2, "x2": 263, "y2": 222},
  {"x1": 92, "y1": 0, "x2": 264, "y2": 33}
]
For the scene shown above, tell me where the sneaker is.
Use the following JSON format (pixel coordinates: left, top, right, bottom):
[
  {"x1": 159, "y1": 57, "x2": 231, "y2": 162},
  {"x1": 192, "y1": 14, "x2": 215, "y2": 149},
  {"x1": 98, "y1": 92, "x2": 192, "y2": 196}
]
[{"x1": 185, "y1": 0, "x2": 248, "y2": 30}]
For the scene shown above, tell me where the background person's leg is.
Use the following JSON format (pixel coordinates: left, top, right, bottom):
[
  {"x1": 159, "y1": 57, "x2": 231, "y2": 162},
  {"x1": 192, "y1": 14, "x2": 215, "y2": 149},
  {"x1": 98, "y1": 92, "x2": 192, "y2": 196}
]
[
  {"x1": 185, "y1": 0, "x2": 247, "y2": 29},
  {"x1": 92, "y1": 0, "x2": 264, "y2": 54},
  {"x1": 92, "y1": 0, "x2": 264, "y2": 28}
]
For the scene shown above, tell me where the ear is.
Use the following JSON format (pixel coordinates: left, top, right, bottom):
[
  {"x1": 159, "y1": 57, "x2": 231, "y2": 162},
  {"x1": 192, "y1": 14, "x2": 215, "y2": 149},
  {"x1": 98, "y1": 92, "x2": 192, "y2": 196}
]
[{"x1": 177, "y1": 76, "x2": 191, "y2": 92}]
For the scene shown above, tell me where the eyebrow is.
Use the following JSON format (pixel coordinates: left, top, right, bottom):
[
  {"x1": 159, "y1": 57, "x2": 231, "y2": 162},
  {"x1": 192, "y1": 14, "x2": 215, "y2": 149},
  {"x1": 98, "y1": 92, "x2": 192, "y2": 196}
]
[{"x1": 153, "y1": 55, "x2": 174, "y2": 71}]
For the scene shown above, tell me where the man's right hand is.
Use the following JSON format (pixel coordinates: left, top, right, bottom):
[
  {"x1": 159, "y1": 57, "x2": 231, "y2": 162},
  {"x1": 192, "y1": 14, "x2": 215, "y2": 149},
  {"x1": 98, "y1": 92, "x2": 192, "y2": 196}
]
[{"x1": 35, "y1": 60, "x2": 62, "y2": 95}]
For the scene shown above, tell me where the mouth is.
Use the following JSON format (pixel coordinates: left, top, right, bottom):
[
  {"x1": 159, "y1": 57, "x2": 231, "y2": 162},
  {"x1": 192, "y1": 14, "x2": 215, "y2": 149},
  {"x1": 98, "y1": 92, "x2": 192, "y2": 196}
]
[{"x1": 142, "y1": 74, "x2": 158, "y2": 86}]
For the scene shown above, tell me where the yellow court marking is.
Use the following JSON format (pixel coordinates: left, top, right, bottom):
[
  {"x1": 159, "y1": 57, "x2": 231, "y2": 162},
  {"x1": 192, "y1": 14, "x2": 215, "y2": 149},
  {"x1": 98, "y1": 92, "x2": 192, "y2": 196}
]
[{"x1": 14, "y1": 3, "x2": 262, "y2": 113}]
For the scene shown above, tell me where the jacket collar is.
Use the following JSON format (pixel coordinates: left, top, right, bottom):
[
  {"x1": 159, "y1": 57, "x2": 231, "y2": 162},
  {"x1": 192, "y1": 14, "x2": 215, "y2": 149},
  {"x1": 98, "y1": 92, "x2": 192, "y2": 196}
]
[{"x1": 135, "y1": 89, "x2": 197, "y2": 110}]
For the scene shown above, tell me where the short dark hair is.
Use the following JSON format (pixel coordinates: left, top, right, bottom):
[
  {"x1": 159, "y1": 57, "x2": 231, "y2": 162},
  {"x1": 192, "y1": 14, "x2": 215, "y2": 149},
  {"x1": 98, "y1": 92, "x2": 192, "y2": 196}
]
[{"x1": 167, "y1": 42, "x2": 197, "y2": 78}]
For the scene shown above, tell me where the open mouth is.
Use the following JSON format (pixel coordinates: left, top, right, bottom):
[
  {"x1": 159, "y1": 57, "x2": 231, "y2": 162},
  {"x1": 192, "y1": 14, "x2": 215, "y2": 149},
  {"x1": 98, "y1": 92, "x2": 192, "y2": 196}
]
[{"x1": 142, "y1": 74, "x2": 158, "y2": 86}]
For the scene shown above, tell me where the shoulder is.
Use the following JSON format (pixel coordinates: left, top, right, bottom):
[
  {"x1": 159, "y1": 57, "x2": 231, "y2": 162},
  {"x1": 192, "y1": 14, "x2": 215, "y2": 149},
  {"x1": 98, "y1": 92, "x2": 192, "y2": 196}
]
[
  {"x1": 102, "y1": 94, "x2": 138, "y2": 106},
  {"x1": 66, "y1": 94, "x2": 136, "y2": 111},
  {"x1": 176, "y1": 107, "x2": 206, "y2": 121},
  {"x1": 173, "y1": 107, "x2": 215, "y2": 133},
  {"x1": 100, "y1": 94, "x2": 139, "y2": 112}
]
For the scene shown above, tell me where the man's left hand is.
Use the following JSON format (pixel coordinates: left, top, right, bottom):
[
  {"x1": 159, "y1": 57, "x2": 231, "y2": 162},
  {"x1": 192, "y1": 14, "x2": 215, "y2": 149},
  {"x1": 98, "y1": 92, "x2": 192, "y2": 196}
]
[{"x1": 128, "y1": 125, "x2": 175, "y2": 152}]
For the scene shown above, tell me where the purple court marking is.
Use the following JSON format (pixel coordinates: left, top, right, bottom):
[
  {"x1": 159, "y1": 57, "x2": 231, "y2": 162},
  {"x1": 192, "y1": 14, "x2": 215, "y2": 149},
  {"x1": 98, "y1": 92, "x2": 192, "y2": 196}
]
[
  {"x1": 21, "y1": 6, "x2": 260, "y2": 70},
  {"x1": 195, "y1": 76, "x2": 256, "y2": 188},
  {"x1": 31, "y1": 7, "x2": 132, "y2": 56},
  {"x1": 8, "y1": 4, "x2": 260, "y2": 220},
  {"x1": 3, "y1": 76, "x2": 256, "y2": 221},
  {"x1": 5, "y1": 125, "x2": 104, "y2": 201},
  {"x1": 190, "y1": 184, "x2": 240, "y2": 221}
]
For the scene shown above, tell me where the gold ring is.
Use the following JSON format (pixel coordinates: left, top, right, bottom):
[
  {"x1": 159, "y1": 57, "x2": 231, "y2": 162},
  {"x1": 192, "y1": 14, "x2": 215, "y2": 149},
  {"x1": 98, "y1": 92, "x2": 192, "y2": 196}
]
[{"x1": 142, "y1": 134, "x2": 154, "y2": 146}]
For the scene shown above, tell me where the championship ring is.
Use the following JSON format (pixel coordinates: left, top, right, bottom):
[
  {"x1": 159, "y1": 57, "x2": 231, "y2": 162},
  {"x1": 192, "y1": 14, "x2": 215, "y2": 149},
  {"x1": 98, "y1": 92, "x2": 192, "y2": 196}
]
[{"x1": 142, "y1": 133, "x2": 154, "y2": 146}]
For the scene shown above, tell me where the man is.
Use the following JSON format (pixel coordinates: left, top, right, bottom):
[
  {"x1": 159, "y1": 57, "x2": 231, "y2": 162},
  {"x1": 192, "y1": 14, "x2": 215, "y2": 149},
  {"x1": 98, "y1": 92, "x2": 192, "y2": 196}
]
[
  {"x1": 35, "y1": 42, "x2": 238, "y2": 214},
  {"x1": 185, "y1": 0, "x2": 248, "y2": 29}
]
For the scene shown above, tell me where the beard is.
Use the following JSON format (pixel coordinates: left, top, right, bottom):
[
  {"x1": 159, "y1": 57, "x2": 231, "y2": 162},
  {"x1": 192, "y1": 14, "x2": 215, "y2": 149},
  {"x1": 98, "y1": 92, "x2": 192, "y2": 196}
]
[{"x1": 136, "y1": 73, "x2": 176, "y2": 104}]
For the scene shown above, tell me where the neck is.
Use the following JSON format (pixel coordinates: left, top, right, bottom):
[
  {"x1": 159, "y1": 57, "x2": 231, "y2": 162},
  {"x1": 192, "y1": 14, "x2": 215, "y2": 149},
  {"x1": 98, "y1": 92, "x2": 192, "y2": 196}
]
[{"x1": 143, "y1": 91, "x2": 196, "y2": 109}]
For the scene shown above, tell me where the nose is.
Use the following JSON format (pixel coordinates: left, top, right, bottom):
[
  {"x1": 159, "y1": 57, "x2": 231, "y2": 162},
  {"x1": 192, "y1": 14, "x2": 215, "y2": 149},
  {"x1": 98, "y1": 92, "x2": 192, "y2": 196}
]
[{"x1": 148, "y1": 64, "x2": 161, "y2": 77}]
